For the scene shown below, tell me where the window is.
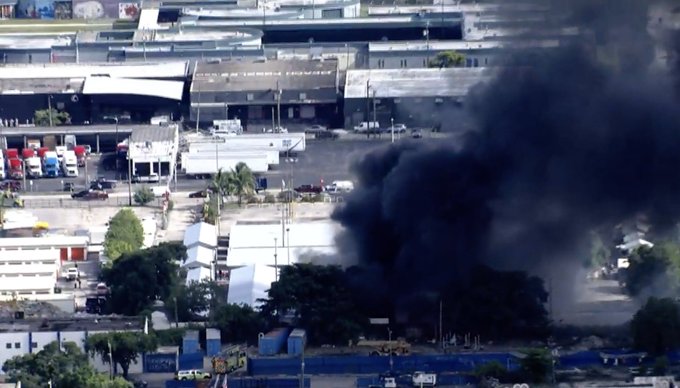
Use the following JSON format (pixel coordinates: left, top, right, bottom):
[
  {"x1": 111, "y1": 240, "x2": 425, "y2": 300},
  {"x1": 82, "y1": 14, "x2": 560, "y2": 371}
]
[
  {"x1": 484, "y1": 57, "x2": 488, "y2": 65},
  {"x1": 247, "y1": 93, "x2": 254, "y2": 101},
  {"x1": 31, "y1": 342, "x2": 37, "y2": 349},
  {"x1": 423, "y1": 59, "x2": 427, "y2": 67},
  {"x1": 5, "y1": 343, "x2": 10, "y2": 349},
  {"x1": 299, "y1": 92, "x2": 307, "y2": 100},
  {"x1": 14, "y1": 342, "x2": 20, "y2": 349}
]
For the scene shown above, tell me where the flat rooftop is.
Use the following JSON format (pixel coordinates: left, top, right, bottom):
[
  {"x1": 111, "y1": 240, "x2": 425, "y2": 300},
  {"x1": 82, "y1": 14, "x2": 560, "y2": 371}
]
[
  {"x1": 368, "y1": 38, "x2": 560, "y2": 52},
  {"x1": 130, "y1": 125, "x2": 177, "y2": 143},
  {"x1": 344, "y1": 67, "x2": 491, "y2": 99},
  {"x1": 0, "y1": 78, "x2": 84, "y2": 95}
]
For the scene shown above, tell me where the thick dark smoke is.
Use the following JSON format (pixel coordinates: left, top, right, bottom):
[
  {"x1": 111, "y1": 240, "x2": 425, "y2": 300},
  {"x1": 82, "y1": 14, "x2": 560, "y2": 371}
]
[{"x1": 333, "y1": 0, "x2": 680, "y2": 321}]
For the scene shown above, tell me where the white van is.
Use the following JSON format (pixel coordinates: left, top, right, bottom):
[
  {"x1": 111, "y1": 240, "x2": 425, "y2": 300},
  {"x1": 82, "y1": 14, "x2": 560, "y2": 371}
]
[
  {"x1": 325, "y1": 180, "x2": 354, "y2": 193},
  {"x1": 353, "y1": 121, "x2": 380, "y2": 133},
  {"x1": 151, "y1": 186, "x2": 171, "y2": 198}
]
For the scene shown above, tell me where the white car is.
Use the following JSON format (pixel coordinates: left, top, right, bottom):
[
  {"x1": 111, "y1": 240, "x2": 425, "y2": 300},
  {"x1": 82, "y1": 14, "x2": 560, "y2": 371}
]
[
  {"x1": 64, "y1": 267, "x2": 79, "y2": 281},
  {"x1": 392, "y1": 124, "x2": 407, "y2": 133}
]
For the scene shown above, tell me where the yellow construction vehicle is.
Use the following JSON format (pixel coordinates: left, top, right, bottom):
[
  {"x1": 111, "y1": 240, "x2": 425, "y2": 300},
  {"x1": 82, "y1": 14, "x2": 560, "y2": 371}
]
[{"x1": 356, "y1": 339, "x2": 411, "y2": 356}]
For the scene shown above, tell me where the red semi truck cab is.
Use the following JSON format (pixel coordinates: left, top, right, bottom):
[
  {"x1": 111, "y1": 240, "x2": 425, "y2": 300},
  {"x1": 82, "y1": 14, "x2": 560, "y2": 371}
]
[
  {"x1": 21, "y1": 148, "x2": 35, "y2": 159},
  {"x1": 73, "y1": 145, "x2": 86, "y2": 167}
]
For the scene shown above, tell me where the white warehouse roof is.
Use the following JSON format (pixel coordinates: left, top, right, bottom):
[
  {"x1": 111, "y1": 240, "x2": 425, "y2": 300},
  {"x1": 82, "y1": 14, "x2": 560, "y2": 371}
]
[
  {"x1": 227, "y1": 264, "x2": 276, "y2": 308},
  {"x1": 0, "y1": 235, "x2": 88, "y2": 249},
  {"x1": 186, "y1": 266, "x2": 212, "y2": 286},
  {"x1": 184, "y1": 245, "x2": 215, "y2": 269},
  {"x1": 82, "y1": 77, "x2": 185, "y2": 101},
  {"x1": 227, "y1": 220, "x2": 340, "y2": 267},
  {"x1": 183, "y1": 222, "x2": 217, "y2": 249},
  {"x1": 0, "y1": 62, "x2": 189, "y2": 80},
  {"x1": 344, "y1": 68, "x2": 491, "y2": 99}
]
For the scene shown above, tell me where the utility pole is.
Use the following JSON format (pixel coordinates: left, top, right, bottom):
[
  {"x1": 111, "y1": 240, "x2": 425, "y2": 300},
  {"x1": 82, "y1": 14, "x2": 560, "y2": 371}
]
[
  {"x1": 127, "y1": 156, "x2": 132, "y2": 206},
  {"x1": 439, "y1": 299, "x2": 443, "y2": 349},
  {"x1": 274, "y1": 237, "x2": 278, "y2": 281},
  {"x1": 390, "y1": 117, "x2": 394, "y2": 143},
  {"x1": 372, "y1": 90, "x2": 377, "y2": 126},
  {"x1": 47, "y1": 95, "x2": 53, "y2": 127},
  {"x1": 224, "y1": 102, "x2": 229, "y2": 120},
  {"x1": 286, "y1": 227, "x2": 291, "y2": 265},
  {"x1": 195, "y1": 82, "x2": 201, "y2": 133},
  {"x1": 276, "y1": 80, "x2": 282, "y2": 131},
  {"x1": 365, "y1": 80, "x2": 370, "y2": 123}
]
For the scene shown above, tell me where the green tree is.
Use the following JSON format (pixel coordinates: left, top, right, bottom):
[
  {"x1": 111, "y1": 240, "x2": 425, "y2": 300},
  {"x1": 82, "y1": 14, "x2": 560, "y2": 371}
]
[
  {"x1": 104, "y1": 209, "x2": 144, "y2": 260},
  {"x1": 86, "y1": 332, "x2": 157, "y2": 378},
  {"x1": 428, "y1": 50, "x2": 466, "y2": 68},
  {"x1": 2, "y1": 341, "x2": 131, "y2": 388},
  {"x1": 168, "y1": 280, "x2": 227, "y2": 321},
  {"x1": 34, "y1": 108, "x2": 70, "y2": 126},
  {"x1": 260, "y1": 263, "x2": 366, "y2": 345},
  {"x1": 228, "y1": 162, "x2": 255, "y2": 206},
  {"x1": 202, "y1": 196, "x2": 219, "y2": 225},
  {"x1": 589, "y1": 231, "x2": 611, "y2": 268},
  {"x1": 101, "y1": 242, "x2": 184, "y2": 315},
  {"x1": 209, "y1": 303, "x2": 265, "y2": 345},
  {"x1": 631, "y1": 297, "x2": 680, "y2": 356},
  {"x1": 210, "y1": 168, "x2": 233, "y2": 199},
  {"x1": 624, "y1": 243, "x2": 680, "y2": 297},
  {"x1": 518, "y1": 349, "x2": 551, "y2": 384},
  {"x1": 133, "y1": 186, "x2": 154, "y2": 206}
]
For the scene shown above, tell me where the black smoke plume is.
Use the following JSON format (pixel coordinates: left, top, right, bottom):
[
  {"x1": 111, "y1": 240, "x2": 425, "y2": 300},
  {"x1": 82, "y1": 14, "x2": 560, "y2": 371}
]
[{"x1": 333, "y1": 0, "x2": 680, "y2": 328}]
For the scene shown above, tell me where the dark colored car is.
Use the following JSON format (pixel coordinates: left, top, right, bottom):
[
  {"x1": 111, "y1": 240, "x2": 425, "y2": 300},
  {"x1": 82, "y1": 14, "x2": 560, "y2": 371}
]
[
  {"x1": 72, "y1": 190, "x2": 109, "y2": 200},
  {"x1": 91, "y1": 178, "x2": 117, "y2": 189},
  {"x1": 71, "y1": 190, "x2": 90, "y2": 199},
  {"x1": 63, "y1": 182, "x2": 75, "y2": 192},
  {"x1": 411, "y1": 129, "x2": 423, "y2": 139},
  {"x1": 189, "y1": 189, "x2": 210, "y2": 198},
  {"x1": 294, "y1": 184, "x2": 323, "y2": 194}
]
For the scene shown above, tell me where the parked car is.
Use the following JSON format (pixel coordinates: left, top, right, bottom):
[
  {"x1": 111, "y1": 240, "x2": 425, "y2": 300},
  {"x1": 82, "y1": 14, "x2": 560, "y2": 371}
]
[
  {"x1": 64, "y1": 267, "x2": 79, "y2": 281},
  {"x1": 91, "y1": 178, "x2": 117, "y2": 189},
  {"x1": 294, "y1": 184, "x2": 324, "y2": 194},
  {"x1": 189, "y1": 189, "x2": 210, "y2": 198},
  {"x1": 132, "y1": 173, "x2": 160, "y2": 183},
  {"x1": 411, "y1": 129, "x2": 423, "y2": 139},
  {"x1": 72, "y1": 190, "x2": 109, "y2": 200},
  {"x1": 392, "y1": 123, "x2": 407, "y2": 133},
  {"x1": 175, "y1": 370, "x2": 211, "y2": 381},
  {"x1": 96, "y1": 283, "x2": 109, "y2": 296},
  {"x1": 62, "y1": 182, "x2": 75, "y2": 192},
  {"x1": 306, "y1": 124, "x2": 328, "y2": 132}
]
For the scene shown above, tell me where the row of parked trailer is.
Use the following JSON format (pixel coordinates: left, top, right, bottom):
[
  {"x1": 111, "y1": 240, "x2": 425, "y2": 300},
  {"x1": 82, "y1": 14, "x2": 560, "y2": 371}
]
[
  {"x1": 180, "y1": 133, "x2": 307, "y2": 178},
  {"x1": 0, "y1": 145, "x2": 88, "y2": 180}
]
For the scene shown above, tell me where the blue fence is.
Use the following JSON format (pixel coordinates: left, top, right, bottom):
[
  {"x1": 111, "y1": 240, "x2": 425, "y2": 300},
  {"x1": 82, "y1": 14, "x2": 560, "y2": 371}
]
[
  {"x1": 248, "y1": 353, "x2": 520, "y2": 376},
  {"x1": 228, "y1": 377, "x2": 311, "y2": 388},
  {"x1": 165, "y1": 381, "x2": 197, "y2": 388},
  {"x1": 144, "y1": 353, "x2": 178, "y2": 373},
  {"x1": 356, "y1": 374, "x2": 476, "y2": 388},
  {"x1": 178, "y1": 352, "x2": 204, "y2": 370}
]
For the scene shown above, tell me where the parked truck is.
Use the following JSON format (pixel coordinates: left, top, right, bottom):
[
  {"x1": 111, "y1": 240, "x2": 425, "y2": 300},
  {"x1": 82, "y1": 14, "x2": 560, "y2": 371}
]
[
  {"x1": 0, "y1": 155, "x2": 5, "y2": 180},
  {"x1": 8, "y1": 158, "x2": 22, "y2": 180},
  {"x1": 21, "y1": 148, "x2": 34, "y2": 160},
  {"x1": 411, "y1": 372, "x2": 437, "y2": 387},
  {"x1": 25, "y1": 157, "x2": 43, "y2": 178},
  {"x1": 73, "y1": 145, "x2": 87, "y2": 167},
  {"x1": 37, "y1": 147, "x2": 50, "y2": 159},
  {"x1": 4, "y1": 148, "x2": 18, "y2": 160},
  {"x1": 43, "y1": 151, "x2": 60, "y2": 177},
  {"x1": 61, "y1": 150, "x2": 78, "y2": 177}
]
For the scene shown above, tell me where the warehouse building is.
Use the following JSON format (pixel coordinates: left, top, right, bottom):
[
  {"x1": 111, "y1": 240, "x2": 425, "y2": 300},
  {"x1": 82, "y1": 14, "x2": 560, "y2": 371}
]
[
  {"x1": 190, "y1": 59, "x2": 341, "y2": 129},
  {"x1": 0, "y1": 62, "x2": 188, "y2": 125},
  {"x1": 343, "y1": 67, "x2": 491, "y2": 129},
  {"x1": 128, "y1": 124, "x2": 180, "y2": 179}
]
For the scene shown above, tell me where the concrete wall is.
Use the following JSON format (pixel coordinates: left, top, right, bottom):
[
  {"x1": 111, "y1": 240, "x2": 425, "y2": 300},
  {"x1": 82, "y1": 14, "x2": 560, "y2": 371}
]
[
  {"x1": 369, "y1": 49, "x2": 497, "y2": 69},
  {"x1": 0, "y1": 332, "x2": 30, "y2": 370},
  {"x1": 344, "y1": 96, "x2": 468, "y2": 129}
]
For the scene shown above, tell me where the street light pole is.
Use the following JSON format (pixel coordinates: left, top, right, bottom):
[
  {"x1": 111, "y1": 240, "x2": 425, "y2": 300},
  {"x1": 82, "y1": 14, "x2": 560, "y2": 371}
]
[
  {"x1": 391, "y1": 117, "x2": 394, "y2": 143},
  {"x1": 127, "y1": 156, "x2": 132, "y2": 206},
  {"x1": 114, "y1": 117, "x2": 119, "y2": 145},
  {"x1": 388, "y1": 328, "x2": 393, "y2": 372},
  {"x1": 286, "y1": 227, "x2": 291, "y2": 265},
  {"x1": 274, "y1": 237, "x2": 278, "y2": 281}
]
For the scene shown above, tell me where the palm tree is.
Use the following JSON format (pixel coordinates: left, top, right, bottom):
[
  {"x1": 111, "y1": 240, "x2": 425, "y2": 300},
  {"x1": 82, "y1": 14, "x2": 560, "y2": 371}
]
[
  {"x1": 210, "y1": 168, "x2": 233, "y2": 200},
  {"x1": 228, "y1": 162, "x2": 255, "y2": 206}
]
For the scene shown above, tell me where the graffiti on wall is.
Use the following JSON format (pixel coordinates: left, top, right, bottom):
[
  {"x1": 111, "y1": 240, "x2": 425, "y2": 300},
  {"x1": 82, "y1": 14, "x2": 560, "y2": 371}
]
[
  {"x1": 54, "y1": 1, "x2": 71, "y2": 18},
  {"x1": 72, "y1": 0, "x2": 137, "y2": 19},
  {"x1": 16, "y1": 0, "x2": 55, "y2": 18}
]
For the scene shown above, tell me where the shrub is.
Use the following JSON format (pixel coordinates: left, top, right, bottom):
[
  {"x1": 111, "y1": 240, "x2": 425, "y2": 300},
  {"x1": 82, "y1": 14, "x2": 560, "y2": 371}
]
[
  {"x1": 134, "y1": 186, "x2": 154, "y2": 206},
  {"x1": 264, "y1": 194, "x2": 276, "y2": 203}
]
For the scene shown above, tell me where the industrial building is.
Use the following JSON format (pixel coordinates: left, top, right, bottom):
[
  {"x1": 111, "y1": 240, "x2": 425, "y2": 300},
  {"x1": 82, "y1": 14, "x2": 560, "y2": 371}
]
[
  {"x1": 343, "y1": 67, "x2": 491, "y2": 128},
  {"x1": 190, "y1": 59, "x2": 341, "y2": 128},
  {"x1": 0, "y1": 62, "x2": 188, "y2": 125},
  {"x1": 127, "y1": 124, "x2": 180, "y2": 179}
]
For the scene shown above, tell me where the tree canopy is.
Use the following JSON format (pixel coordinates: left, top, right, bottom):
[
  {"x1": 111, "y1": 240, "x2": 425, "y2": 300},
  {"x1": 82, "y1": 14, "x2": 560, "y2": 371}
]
[
  {"x1": 260, "y1": 263, "x2": 365, "y2": 345},
  {"x1": 168, "y1": 280, "x2": 227, "y2": 321},
  {"x1": 34, "y1": 108, "x2": 70, "y2": 126},
  {"x1": 104, "y1": 209, "x2": 144, "y2": 261},
  {"x1": 631, "y1": 297, "x2": 680, "y2": 356},
  {"x1": 86, "y1": 332, "x2": 157, "y2": 378},
  {"x1": 210, "y1": 163, "x2": 255, "y2": 206},
  {"x1": 2, "y1": 341, "x2": 131, "y2": 388},
  {"x1": 428, "y1": 50, "x2": 466, "y2": 68},
  {"x1": 210, "y1": 303, "x2": 266, "y2": 345},
  {"x1": 624, "y1": 243, "x2": 680, "y2": 297},
  {"x1": 101, "y1": 242, "x2": 184, "y2": 315}
]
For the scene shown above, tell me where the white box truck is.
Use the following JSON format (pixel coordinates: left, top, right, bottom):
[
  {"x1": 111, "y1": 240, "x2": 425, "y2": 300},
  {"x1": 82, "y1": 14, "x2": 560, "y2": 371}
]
[{"x1": 61, "y1": 150, "x2": 78, "y2": 177}]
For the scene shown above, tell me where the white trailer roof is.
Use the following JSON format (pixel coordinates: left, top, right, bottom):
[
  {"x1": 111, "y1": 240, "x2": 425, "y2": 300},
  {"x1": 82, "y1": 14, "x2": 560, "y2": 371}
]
[
  {"x1": 226, "y1": 264, "x2": 276, "y2": 308},
  {"x1": 186, "y1": 266, "x2": 212, "y2": 286},
  {"x1": 226, "y1": 220, "x2": 340, "y2": 267},
  {"x1": 182, "y1": 154, "x2": 270, "y2": 174},
  {"x1": 184, "y1": 245, "x2": 215, "y2": 269},
  {"x1": 183, "y1": 222, "x2": 217, "y2": 249},
  {"x1": 82, "y1": 77, "x2": 185, "y2": 101},
  {"x1": 0, "y1": 62, "x2": 189, "y2": 80}
]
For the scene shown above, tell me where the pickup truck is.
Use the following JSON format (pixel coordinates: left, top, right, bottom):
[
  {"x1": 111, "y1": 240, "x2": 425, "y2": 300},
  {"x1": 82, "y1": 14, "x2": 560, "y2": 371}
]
[
  {"x1": 412, "y1": 372, "x2": 436, "y2": 387},
  {"x1": 294, "y1": 184, "x2": 324, "y2": 194},
  {"x1": 132, "y1": 173, "x2": 160, "y2": 183},
  {"x1": 353, "y1": 121, "x2": 380, "y2": 133}
]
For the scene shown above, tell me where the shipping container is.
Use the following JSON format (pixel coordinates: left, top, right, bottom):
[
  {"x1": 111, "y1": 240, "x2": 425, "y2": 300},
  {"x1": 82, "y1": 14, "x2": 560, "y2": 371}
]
[
  {"x1": 182, "y1": 330, "x2": 200, "y2": 354},
  {"x1": 287, "y1": 329, "x2": 306, "y2": 356},
  {"x1": 258, "y1": 328, "x2": 290, "y2": 356},
  {"x1": 178, "y1": 352, "x2": 203, "y2": 370}
]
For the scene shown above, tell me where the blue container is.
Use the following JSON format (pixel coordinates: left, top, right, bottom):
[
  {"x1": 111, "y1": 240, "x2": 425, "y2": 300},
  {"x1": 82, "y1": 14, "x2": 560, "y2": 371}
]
[
  {"x1": 182, "y1": 330, "x2": 200, "y2": 355},
  {"x1": 206, "y1": 338, "x2": 221, "y2": 357},
  {"x1": 287, "y1": 329, "x2": 306, "y2": 356},
  {"x1": 258, "y1": 328, "x2": 290, "y2": 356},
  {"x1": 178, "y1": 352, "x2": 204, "y2": 370},
  {"x1": 144, "y1": 353, "x2": 177, "y2": 373}
]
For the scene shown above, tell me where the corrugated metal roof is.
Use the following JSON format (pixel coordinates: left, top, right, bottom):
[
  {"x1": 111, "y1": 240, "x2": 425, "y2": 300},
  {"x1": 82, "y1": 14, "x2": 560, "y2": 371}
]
[
  {"x1": 82, "y1": 77, "x2": 184, "y2": 101},
  {"x1": 344, "y1": 67, "x2": 492, "y2": 99},
  {"x1": 226, "y1": 264, "x2": 276, "y2": 308},
  {"x1": 0, "y1": 77, "x2": 84, "y2": 95},
  {"x1": 192, "y1": 59, "x2": 337, "y2": 93},
  {"x1": 129, "y1": 125, "x2": 178, "y2": 144},
  {"x1": 182, "y1": 222, "x2": 217, "y2": 248},
  {"x1": 0, "y1": 62, "x2": 189, "y2": 80}
]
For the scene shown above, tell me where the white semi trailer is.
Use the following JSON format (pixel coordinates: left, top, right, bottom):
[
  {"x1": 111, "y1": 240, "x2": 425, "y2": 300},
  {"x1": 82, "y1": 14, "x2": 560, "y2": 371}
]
[
  {"x1": 181, "y1": 153, "x2": 270, "y2": 178},
  {"x1": 187, "y1": 145, "x2": 280, "y2": 165},
  {"x1": 220, "y1": 133, "x2": 306, "y2": 152}
]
